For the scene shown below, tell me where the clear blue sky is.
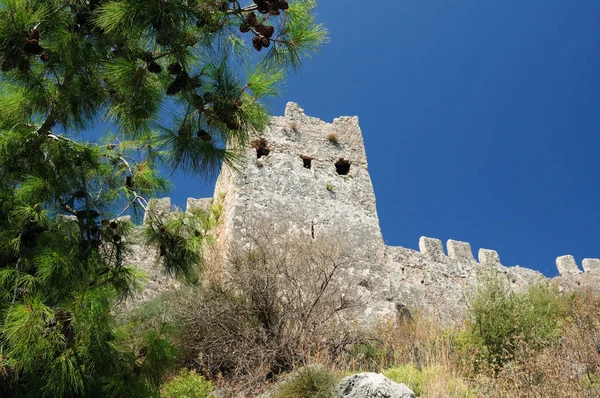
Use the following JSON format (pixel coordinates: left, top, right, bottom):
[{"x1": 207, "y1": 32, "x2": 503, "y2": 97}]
[{"x1": 167, "y1": 0, "x2": 600, "y2": 277}]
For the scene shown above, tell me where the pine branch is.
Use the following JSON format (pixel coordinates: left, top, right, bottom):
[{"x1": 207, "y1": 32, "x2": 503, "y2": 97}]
[{"x1": 37, "y1": 111, "x2": 57, "y2": 136}]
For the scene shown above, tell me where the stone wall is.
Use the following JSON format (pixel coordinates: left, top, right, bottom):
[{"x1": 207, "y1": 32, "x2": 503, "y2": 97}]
[{"x1": 130, "y1": 103, "x2": 600, "y2": 321}]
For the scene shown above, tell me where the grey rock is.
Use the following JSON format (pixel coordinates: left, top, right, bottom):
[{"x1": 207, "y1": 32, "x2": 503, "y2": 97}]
[{"x1": 335, "y1": 373, "x2": 416, "y2": 398}]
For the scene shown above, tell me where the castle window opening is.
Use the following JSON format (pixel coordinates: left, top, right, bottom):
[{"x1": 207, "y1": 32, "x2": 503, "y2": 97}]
[
  {"x1": 301, "y1": 156, "x2": 312, "y2": 169},
  {"x1": 251, "y1": 138, "x2": 271, "y2": 159},
  {"x1": 335, "y1": 158, "x2": 351, "y2": 175}
]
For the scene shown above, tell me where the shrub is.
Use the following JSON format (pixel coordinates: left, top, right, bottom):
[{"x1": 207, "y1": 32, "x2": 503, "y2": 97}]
[
  {"x1": 327, "y1": 133, "x2": 339, "y2": 144},
  {"x1": 161, "y1": 369, "x2": 214, "y2": 398},
  {"x1": 287, "y1": 121, "x2": 300, "y2": 132},
  {"x1": 163, "y1": 223, "x2": 360, "y2": 390},
  {"x1": 461, "y1": 267, "x2": 562, "y2": 371},
  {"x1": 273, "y1": 366, "x2": 337, "y2": 398}
]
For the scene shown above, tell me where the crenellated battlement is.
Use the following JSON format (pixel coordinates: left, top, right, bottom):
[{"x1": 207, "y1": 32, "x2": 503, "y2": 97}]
[
  {"x1": 133, "y1": 103, "x2": 600, "y2": 321},
  {"x1": 387, "y1": 236, "x2": 600, "y2": 279}
]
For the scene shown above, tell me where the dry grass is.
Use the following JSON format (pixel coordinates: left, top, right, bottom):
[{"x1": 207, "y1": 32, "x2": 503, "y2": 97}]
[{"x1": 327, "y1": 133, "x2": 339, "y2": 144}]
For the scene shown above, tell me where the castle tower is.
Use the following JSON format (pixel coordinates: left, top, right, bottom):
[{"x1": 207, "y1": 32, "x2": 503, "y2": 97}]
[{"x1": 213, "y1": 102, "x2": 386, "y2": 265}]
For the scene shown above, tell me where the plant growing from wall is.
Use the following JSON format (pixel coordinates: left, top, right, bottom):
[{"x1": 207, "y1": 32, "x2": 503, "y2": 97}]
[{"x1": 0, "y1": 0, "x2": 327, "y2": 395}]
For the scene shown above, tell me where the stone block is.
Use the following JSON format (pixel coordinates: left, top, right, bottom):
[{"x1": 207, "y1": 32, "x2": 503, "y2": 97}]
[
  {"x1": 447, "y1": 240, "x2": 475, "y2": 262},
  {"x1": 582, "y1": 258, "x2": 600, "y2": 274},
  {"x1": 556, "y1": 255, "x2": 582, "y2": 275},
  {"x1": 478, "y1": 249, "x2": 501, "y2": 266},
  {"x1": 419, "y1": 237, "x2": 445, "y2": 262},
  {"x1": 187, "y1": 197, "x2": 212, "y2": 213}
]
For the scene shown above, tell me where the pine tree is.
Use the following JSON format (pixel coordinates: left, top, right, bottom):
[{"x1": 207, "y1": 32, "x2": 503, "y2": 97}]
[{"x1": 0, "y1": 0, "x2": 327, "y2": 396}]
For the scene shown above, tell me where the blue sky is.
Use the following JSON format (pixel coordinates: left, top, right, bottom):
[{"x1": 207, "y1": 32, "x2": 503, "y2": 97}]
[{"x1": 168, "y1": 0, "x2": 600, "y2": 277}]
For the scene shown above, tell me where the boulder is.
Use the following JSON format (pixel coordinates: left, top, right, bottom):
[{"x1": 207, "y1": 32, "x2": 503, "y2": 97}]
[{"x1": 336, "y1": 372, "x2": 416, "y2": 398}]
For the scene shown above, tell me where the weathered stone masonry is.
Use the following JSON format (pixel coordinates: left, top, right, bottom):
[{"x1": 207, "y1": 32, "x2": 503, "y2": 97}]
[{"x1": 138, "y1": 103, "x2": 600, "y2": 320}]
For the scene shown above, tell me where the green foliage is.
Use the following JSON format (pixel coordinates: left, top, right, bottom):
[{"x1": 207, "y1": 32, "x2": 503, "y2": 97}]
[
  {"x1": 160, "y1": 369, "x2": 214, "y2": 398},
  {"x1": 384, "y1": 365, "x2": 424, "y2": 395},
  {"x1": 274, "y1": 366, "x2": 337, "y2": 398},
  {"x1": 460, "y1": 267, "x2": 563, "y2": 370},
  {"x1": 326, "y1": 183, "x2": 334, "y2": 192},
  {"x1": 349, "y1": 342, "x2": 386, "y2": 371},
  {"x1": 0, "y1": 0, "x2": 326, "y2": 395},
  {"x1": 384, "y1": 365, "x2": 475, "y2": 398}
]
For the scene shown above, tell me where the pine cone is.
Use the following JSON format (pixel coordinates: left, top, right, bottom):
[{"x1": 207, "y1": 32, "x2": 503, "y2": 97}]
[
  {"x1": 265, "y1": 25, "x2": 275, "y2": 38},
  {"x1": 147, "y1": 61, "x2": 162, "y2": 74},
  {"x1": 257, "y1": 3, "x2": 269, "y2": 14},
  {"x1": 167, "y1": 82, "x2": 183, "y2": 95},
  {"x1": 30, "y1": 29, "x2": 40, "y2": 41},
  {"x1": 255, "y1": 24, "x2": 266, "y2": 35},
  {"x1": 239, "y1": 23, "x2": 250, "y2": 33},
  {"x1": 260, "y1": 36, "x2": 270, "y2": 48},
  {"x1": 113, "y1": 234, "x2": 121, "y2": 243},
  {"x1": 75, "y1": 12, "x2": 87, "y2": 26},
  {"x1": 197, "y1": 130, "x2": 212, "y2": 141},
  {"x1": 252, "y1": 35, "x2": 263, "y2": 51},
  {"x1": 110, "y1": 221, "x2": 118, "y2": 229},
  {"x1": 167, "y1": 63, "x2": 182, "y2": 75},
  {"x1": 279, "y1": 1, "x2": 289, "y2": 10},
  {"x1": 256, "y1": 24, "x2": 275, "y2": 38},
  {"x1": 40, "y1": 52, "x2": 49, "y2": 62},
  {"x1": 24, "y1": 39, "x2": 43, "y2": 55},
  {"x1": 174, "y1": 71, "x2": 190, "y2": 85},
  {"x1": 246, "y1": 11, "x2": 258, "y2": 26}
]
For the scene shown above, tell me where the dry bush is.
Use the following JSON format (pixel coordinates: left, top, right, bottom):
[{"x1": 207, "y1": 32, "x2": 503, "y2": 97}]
[
  {"x1": 327, "y1": 133, "x2": 339, "y2": 144},
  {"x1": 166, "y1": 225, "x2": 362, "y2": 394}
]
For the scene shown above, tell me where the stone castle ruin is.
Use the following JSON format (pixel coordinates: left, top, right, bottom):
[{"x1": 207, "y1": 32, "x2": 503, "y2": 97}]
[{"x1": 137, "y1": 102, "x2": 600, "y2": 320}]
